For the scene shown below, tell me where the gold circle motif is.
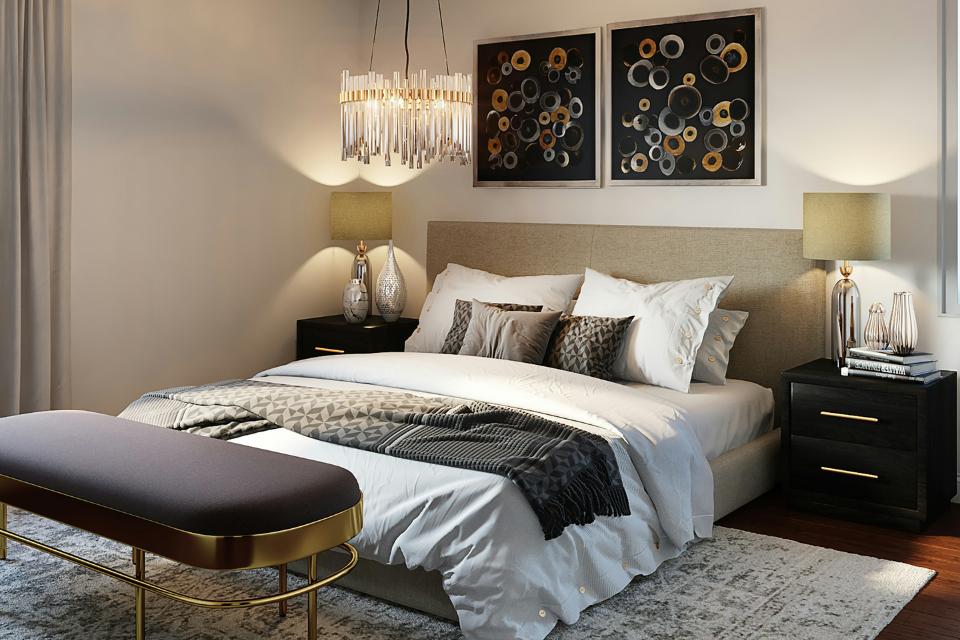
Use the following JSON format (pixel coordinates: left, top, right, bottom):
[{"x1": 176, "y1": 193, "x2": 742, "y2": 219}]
[
  {"x1": 621, "y1": 112, "x2": 634, "y2": 128},
  {"x1": 638, "y1": 98, "x2": 651, "y2": 112},
  {"x1": 498, "y1": 117, "x2": 510, "y2": 132},
  {"x1": 487, "y1": 137, "x2": 502, "y2": 155},
  {"x1": 630, "y1": 152, "x2": 649, "y2": 173},
  {"x1": 638, "y1": 38, "x2": 657, "y2": 59},
  {"x1": 548, "y1": 47, "x2": 567, "y2": 70},
  {"x1": 712, "y1": 101, "x2": 732, "y2": 127},
  {"x1": 511, "y1": 50, "x2": 531, "y2": 71},
  {"x1": 496, "y1": 50, "x2": 509, "y2": 65},
  {"x1": 703, "y1": 151, "x2": 722, "y2": 172},
  {"x1": 552, "y1": 106, "x2": 570, "y2": 124},
  {"x1": 720, "y1": 43, "x2": 748, "y2": 72},
  {"x1": 683, "y1": 73, "x2": 696, "y2": 86},
  {"x1": 538, "y1": 111, "x2": 551, "y2": 125},
  {"x1": 682, "y1": 126, "x2": 698, "y2": 142},
  {"x1": 492, "y1": 89, "x2": 509, "y2": 112},
  {"x1": 664, "y1": 135, "x2": 686, "y2": 156},
  {"x1": 539, "y1": 129, "x2": 557, "y2": 149}
]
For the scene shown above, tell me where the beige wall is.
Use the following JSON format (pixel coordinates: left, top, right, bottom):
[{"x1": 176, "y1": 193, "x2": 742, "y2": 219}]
[
  {"x1": 71, "y1": 0, "x2": 365, "y2": 413},
  {"x1": 358, "y1": 0, "x2": 957, "y2": 488},
  {"x1": 73, "y1": 0, "x2": 958, "y2": 496}
]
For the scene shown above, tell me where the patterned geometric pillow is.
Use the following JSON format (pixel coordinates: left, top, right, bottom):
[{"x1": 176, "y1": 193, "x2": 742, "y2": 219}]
[
  {"x1": 440, "y1": 299, "x2": 543, "y2": 354},
  {"x1": 544, "y1": 314, "x2": 634, "y2": 380}
]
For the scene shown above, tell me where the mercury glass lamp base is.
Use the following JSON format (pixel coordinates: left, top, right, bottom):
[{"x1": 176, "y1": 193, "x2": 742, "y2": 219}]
[{"x1": 831, "y1": 276, "x2": 861, "y2": 367}]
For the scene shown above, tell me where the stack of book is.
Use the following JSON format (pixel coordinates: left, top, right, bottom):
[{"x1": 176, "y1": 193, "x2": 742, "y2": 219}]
[{"x1": 842, "y1": 347, "x2": 941, "y2": 383}]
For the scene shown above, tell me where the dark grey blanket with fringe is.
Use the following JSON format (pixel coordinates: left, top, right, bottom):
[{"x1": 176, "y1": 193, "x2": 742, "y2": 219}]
[{"x1": 120, "y1": 379, "x2": 629, "y2": 540}]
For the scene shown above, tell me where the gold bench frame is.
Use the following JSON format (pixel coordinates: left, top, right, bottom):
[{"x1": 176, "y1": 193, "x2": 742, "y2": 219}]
[{"x1": 0, "y1": 499, "x2": 363, "y2": 639}]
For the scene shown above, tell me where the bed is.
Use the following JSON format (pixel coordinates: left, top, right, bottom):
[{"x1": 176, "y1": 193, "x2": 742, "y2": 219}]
[{"x1": 127, "y1": 222, "x2": 825, "y2": 639}]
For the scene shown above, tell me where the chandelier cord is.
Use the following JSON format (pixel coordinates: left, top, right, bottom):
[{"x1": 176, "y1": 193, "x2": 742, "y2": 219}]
[
  {"x1": 368, "y1": 0, "x2": 381, "y2": 72},
  {"x1": 437, "y1": 0, "x2": 450, "y2": 76},
  {"x1": 404, "y1": 0, "x2": 411, "y2": 79}
]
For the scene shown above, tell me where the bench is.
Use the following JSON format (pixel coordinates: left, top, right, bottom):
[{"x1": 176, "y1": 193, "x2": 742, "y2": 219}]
[{"x1": 0, "y1": 410, "x2": 363, "y2": 639}]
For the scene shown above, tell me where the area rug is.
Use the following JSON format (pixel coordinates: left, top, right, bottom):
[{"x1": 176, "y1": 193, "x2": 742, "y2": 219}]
[{"x1": 0, "y1": 508, "x2": 934, "y2": 639}]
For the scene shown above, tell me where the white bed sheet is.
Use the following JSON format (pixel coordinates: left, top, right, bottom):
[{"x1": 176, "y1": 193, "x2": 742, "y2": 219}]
[
  {"x1": 622, "y1": 379, "x2": 774, "y2": 461},
  {"x1": 225, "y1": 353, "x2": 763, "y2": 639}
]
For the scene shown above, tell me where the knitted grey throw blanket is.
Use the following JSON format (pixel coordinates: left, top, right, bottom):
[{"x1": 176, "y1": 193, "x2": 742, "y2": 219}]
[{"x1": 120, "y1": 379, "x2": 630, "y2": 540}]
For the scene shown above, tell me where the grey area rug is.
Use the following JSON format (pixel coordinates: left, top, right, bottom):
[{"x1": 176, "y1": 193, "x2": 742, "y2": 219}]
[{"x1": 0, "y1": 508, "x2": 934, "y2": 639}]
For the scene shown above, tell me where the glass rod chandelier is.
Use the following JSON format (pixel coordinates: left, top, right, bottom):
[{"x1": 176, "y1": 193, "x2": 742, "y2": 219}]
[{"x1": 340, "y1": 0, "x2": 472, "y2": 169}]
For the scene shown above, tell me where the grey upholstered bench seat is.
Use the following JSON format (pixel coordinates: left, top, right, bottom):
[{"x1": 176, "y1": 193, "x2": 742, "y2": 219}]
[
  {"x1": 0, "y1": 410, "x2": 363, "y2": 639},
  {"x1": 0, "y1": 410, "x2": 359, "y2": 536}
]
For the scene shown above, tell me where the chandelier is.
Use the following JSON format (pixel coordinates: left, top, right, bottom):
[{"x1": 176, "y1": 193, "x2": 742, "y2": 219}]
[{"x1": 340, "y1": 0, "x2": 472, "y2": 169}]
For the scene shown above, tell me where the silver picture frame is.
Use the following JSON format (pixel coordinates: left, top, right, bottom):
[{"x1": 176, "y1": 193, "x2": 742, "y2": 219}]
[
  {"x1": 473, "y1": 27, "x2": 603, "y2": 188},
  {"x1": 605, "y1": 8, "x2": 764, "y2": 186}
]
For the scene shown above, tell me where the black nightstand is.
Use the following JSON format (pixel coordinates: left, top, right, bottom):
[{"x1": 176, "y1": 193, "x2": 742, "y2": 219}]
[
  {"x1": 296, "y1": 315, "x2": 418, "y2": 360},
  {"x1": 781, "y1": 359, "x2": 957, "y2": 531}
]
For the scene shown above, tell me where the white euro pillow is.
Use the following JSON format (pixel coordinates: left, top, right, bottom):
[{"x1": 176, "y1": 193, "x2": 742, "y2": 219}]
[
  {"x1": 405, "y1": 264, "x2": 583, "y2": 354},
  {"x1": 572, "y1": 268, "x2": 733, "y2": 392}
]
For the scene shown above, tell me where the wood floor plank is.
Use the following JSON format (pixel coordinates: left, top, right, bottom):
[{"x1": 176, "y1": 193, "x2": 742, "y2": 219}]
[{"x1": 719, "y1": 490, "x2": 960, "y2": 640}]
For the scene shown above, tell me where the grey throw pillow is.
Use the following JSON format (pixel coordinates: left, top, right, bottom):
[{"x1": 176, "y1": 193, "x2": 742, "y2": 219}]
[
  {"x1": 692, "y1": 308, "x2": 749, "y2": 384},
  {"x1": 440, "y1": 299, "x2": 543, "y2": 354},
  {"x1": 544, "y1": 314, "x2": 634, "y2": 380},
  {"x1": 458, "y1": 301, "x2": 561, "y2": 365}
]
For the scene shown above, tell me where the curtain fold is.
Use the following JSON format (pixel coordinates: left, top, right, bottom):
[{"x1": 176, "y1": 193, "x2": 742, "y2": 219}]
[{"x1": 0, "y1": 0, "x2": 71, "y2": 416}]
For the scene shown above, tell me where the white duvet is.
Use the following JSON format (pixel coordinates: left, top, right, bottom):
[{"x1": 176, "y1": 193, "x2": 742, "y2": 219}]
[{"x1": 239, "y1": 352, "x2": 714, "y2": 639}]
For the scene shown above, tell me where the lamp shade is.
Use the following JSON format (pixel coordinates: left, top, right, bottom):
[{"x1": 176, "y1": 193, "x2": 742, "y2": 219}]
[
  {"x1": 330, "y1": 192, "x2": 392, "y2": 241},
  {"x1": 802, "y1": 192, "x2": 891, "y2": 261}
]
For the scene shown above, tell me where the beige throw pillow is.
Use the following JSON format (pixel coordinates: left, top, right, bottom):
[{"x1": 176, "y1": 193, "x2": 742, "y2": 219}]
[{"x1": 458, "y1": 301, "x2": 561, "y2": 365}]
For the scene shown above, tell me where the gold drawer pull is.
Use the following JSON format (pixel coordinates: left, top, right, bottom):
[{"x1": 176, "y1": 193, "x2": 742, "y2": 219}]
[
  {"x1": 314, "y1": 347, "x2": 345, "y2": 354},
  {"x1": 819, "y1": 466, "x2": 879, "y2": 480},
  {"x1": 819, "y1": 411, "x2": 878, "y2": 423}
]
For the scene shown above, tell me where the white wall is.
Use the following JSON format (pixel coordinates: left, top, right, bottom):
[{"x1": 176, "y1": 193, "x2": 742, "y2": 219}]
[
  {"x1": 72, "y1": 0, "x2": 958, "y2": 491},
  {"x1": 356, "y1": 0, "x2": 957, "y2": 486},
  {"x1": 71, "y1": 0, "x2": 365, "y2": 413}
]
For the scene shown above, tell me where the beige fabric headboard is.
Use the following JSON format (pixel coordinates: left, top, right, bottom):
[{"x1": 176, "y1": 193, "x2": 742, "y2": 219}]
[{"x1": 427, "y1": 221, "x2": 825, "y2": 419}]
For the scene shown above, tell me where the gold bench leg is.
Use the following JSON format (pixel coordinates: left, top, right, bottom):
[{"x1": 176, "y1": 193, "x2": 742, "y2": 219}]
[
  {"x1": 278, "y1": 564, "x2": 288, "y2": 617},
  {"x1": 134, "y1": 548, "x2": 146, "y2": 640},
  {"x1": 0, "y1": 503, "x2": 7, "y2": 560},
  {"x1": 307, "y1": 554, "x2": 318, "y2": 640}
]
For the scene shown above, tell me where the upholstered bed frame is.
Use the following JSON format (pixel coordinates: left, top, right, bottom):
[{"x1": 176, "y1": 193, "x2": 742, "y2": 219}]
[{"x1": 312, "y1": 222, "x2": 826, "y2": 622}]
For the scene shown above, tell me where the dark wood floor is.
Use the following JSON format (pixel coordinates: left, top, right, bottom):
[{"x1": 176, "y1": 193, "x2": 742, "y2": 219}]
[{"x1": 719, "y1": 491, "x2": 960, "y2": 640}]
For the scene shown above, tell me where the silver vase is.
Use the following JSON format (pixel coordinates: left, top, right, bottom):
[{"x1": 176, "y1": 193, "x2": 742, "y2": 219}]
[
  {"x1": 376, "y1": 240, "x2": 406, "y2": 322},
  {"x1": 342, "y1": 279, "x2": 369, "y2": 324},
  {"x1": 863, "y1": 302, "x2": 889, "y2": 351},
  {"x1": 888, "y1": 291, "x2": 918, "y2": 355}
]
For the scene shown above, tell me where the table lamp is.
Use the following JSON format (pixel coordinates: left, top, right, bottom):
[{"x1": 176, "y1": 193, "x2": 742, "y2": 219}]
[
  {"x1": 803, "y1": 192, "x2": 891, "y2": 366},
  {"x1": 330, "y1": 192, "x2": 392, "y2": 319}
]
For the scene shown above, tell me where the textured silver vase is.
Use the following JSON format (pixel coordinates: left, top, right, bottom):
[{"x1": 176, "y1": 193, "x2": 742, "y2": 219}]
[
  {"x1": 888, "y1": 291, "x2": 918, "y2": 355},
  {"x1": 863, "y1": 302, "x2": 889, "y2": 351},
  {"x1": 342, "y1": 279, "x2": 369, "y2": 324},
  {"x1": 376, "y1": 240, "x2": 406, "y2": 322}
]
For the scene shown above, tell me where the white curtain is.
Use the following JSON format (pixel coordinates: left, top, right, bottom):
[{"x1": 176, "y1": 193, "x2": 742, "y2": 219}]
[{"x1": 0, "y1": 0, "x2": 71, "y2": 416}]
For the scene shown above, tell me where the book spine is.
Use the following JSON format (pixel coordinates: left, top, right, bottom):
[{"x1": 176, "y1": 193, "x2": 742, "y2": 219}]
[
  {"x1": 846, "y1": 358, "x2": 912, "y2": 376},
  {"x1": 846, "y1": 349, "x2": 902, "y2": 364},
  {"x1": 842, "y1": 367, "x2": 929, "y2": 383}
]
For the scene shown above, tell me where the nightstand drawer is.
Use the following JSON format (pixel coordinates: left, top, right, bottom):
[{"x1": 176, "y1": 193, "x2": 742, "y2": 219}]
[
  {"x1": 299, "y1": 332, "x2": 375, "y2": 356},
  {"x1": 295, "y1": 316, "x2": 418, "y2": 360},
  {"x1": 790, "y1": 435, "x2": 917, "y2": 509},
  {"x1": 791, "y1": 383, "x2": 916, "y2": 450}
]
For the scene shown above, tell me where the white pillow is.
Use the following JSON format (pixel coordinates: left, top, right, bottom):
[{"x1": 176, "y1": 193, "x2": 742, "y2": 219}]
[
  {"x1": 572, "y1": 268, "x2": 733, "y2": 392},
  {"x1": 405, "y1": 264, "x2": 583, "y2": 353}
]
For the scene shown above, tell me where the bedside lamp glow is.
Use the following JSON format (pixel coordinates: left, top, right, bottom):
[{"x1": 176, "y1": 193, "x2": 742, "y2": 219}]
[
  {"x1": 803, "y1": 192, "x2": 891, "y2": 366},
  {"x1": 330, "y1": 192, "x2": 392, "y2": 310}
]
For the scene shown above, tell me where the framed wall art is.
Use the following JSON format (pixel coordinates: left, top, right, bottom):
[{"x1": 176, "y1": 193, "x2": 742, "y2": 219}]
[
  {"x1": 607, "y1": 9, "x2": 762, "y2": 185},
  {"x1": 474, "y1": 28, "x2": 602, "y2": 188}
]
